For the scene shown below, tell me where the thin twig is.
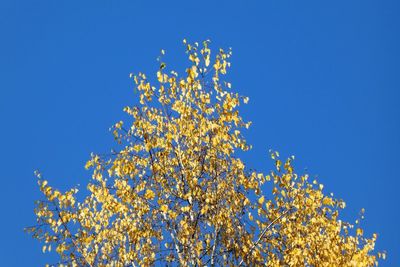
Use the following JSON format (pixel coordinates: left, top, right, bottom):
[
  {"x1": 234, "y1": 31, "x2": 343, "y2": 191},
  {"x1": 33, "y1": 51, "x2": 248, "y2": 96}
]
[{"x1": 238, "y1": 207, "x2": 292, "y2": 266}]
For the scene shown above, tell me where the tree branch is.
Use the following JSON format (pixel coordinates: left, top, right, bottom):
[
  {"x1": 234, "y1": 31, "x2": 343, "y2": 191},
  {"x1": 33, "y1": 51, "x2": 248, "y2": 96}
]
[{"x1": 238, "y1": 207, "x2": 292, "y2": 266}]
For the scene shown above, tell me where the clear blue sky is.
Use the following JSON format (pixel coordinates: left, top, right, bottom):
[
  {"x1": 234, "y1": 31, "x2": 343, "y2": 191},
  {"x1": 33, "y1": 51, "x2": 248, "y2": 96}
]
[{"x1": 0, "y1": 0, "x2": 398, "y2": 266}]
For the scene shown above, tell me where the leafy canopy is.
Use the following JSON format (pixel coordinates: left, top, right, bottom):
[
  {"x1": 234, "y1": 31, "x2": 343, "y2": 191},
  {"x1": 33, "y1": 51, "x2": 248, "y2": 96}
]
[{"x1": 27, "y1": 40, "x2": 384, "y2": 266}]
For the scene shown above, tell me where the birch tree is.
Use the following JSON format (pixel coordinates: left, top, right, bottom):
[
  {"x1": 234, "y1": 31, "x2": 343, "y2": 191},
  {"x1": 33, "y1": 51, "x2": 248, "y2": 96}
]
[{"x1": 27, "y1": 40, "x2": 384, "y2": 266}]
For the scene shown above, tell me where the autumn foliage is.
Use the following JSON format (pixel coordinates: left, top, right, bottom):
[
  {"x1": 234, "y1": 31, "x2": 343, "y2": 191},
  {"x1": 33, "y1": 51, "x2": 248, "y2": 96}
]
[{"x1": 27, "y1": 40, "x2": 383, "y2": 266}]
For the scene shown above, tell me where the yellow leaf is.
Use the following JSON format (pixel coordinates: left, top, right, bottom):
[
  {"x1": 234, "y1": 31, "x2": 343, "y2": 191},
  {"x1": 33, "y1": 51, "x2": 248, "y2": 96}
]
[
  {"x1": 248, "y1": 212, "x2": 253, "y2": 221},
  {"x1": 160, "y1": 204, "x2": 168, "y2": 213},
  {"x1": 322, "y1": 197, "x2": 333, "y2": 206},
  {"x1": 144, "y1": 189, "x2": 155, "y2": 200},
  {"x1": 356, "y1": 228, "x2": 363, "y2": 236}
]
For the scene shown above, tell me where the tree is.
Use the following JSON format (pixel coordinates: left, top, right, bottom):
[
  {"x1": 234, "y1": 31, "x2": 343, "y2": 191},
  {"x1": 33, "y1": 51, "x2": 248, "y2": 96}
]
[{"x1": 27, "y1": 40, "x2": 384, "y2": 266}]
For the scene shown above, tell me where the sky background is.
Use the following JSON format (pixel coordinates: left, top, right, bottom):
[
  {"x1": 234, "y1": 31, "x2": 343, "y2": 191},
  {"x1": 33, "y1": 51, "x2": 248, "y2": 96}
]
[{"x1": 0, "y1": 0, "x2": 399, "y2": 266}]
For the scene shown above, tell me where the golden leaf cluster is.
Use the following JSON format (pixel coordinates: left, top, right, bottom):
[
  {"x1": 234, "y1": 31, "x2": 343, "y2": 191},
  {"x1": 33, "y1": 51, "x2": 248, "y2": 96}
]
[{"x1": 27, "y1": 40, "x2": 384, "y2": 266}]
